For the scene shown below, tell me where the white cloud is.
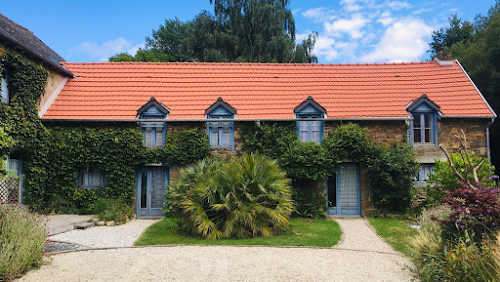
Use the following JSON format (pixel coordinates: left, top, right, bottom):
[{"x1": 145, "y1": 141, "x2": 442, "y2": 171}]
[
  {"x1": 386, "y1": 1, "x2": 411, "y2": 10},
  {"x1": 292, "y1": 8, "x2": 300, "y2": 15},
  {"x1": 413, "y1": 7, "x2": 433, "y2": 15},
  {"x1": 302, "y1": 7, "x2": 337, "y2": 23},
  {"x1": 377, "y1": 11, "x2": 394, "y2": 26},
  {"x1": 361, "y1": 18, "x2": 433, "y2": 63},
  {"x1": 76, "y1": 37, "x2": 143, "y2": 62},
  {"x1": 324, "y1": 13, "x2": 370, "y2": 39},
  {"x1": 340, "y1": 0, "x2": 364, "y2": 12},
  {"x1": 313, "y1": 35, "x2": 338, "y2": 60}
]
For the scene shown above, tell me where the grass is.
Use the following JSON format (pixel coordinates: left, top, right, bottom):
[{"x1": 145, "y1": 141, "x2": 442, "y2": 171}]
[
  {"x1": 135, "y1": 217, "x2": 342, "y2": 247},
  {"x1": 367, "y1": 217, "x2": 417, "y2": 256}
]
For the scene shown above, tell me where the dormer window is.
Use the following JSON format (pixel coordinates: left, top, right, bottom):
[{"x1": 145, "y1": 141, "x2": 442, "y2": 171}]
[
  {"x1": 205, "y1": 97, "x2": 236, "y2": 151},
  {"x1": 137, "y1": 97, "x2": 170, "y2": 148},
  {"x1": 406, "y1": 94, "x2": 440, "y2": 146},
  {"x1": 294, "y1": 96, "x2": 326, "y2": 143},
  {"x1": 1, "y1": 68, "x2": 9, "y2": 105}
]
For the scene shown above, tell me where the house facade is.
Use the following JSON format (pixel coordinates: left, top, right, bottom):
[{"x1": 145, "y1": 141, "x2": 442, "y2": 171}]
[
  {"x1": 39, "y1": 59, "x2": 496, "y2": 217},
  {"x1": 0, "y1": 14, "x2": 73, "y2": 203},
  {"x1": 0, "y1": 15, "x2": 496, "y2": 216}
]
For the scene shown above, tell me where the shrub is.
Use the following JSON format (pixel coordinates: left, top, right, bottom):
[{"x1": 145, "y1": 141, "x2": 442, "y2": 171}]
[
  {"x1": 167, "y1": 153, "x2": 294, "y2": 239},
  {"x1": 429, "y1": 152, "x2": 496, "y2": 191},
  {"x1": 323, "y1": 122, "x2": 372, "y2": 162},
  {"x1": 419, "y1": 205, "x2": 453, "y2": 235},
  {"x1": 365, "y1": 144, "x2": 420, "y2": 212},
  {"x1": 279, "y1": 140, "x2": 336, "y2": 181},
  {"x1": 291, "y1": 180, "x2": 327, "y2": 218},
  {"x1": 93, "y1": 198, "x2": 134, "y2": 223},
  {"x1": 0, "y1": 201, "x2": 48, "y2": 281},
  {"x1": 439, "y1": 183, "x2": 500, "y2": 236}
]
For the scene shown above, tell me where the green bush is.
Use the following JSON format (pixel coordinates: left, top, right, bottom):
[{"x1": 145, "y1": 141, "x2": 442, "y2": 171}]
[
  {"x1": 279, "y1": 141, "x2": 336, "y2": 181},
  {"x1": 166, "y1": 153, "x2": 294, "y2": 239},
  {"x1": 92, "y1": 198, "x2": 134, "y2": 223},
  {"x1": 291, "y1": 180, "x2": 327, "y2": 218},
  {"x1": 366, "y1": 144, "x2": 420, "y2": 212},
  {"x1": 0, "y1": 202, "x2": 47, "y2": 281},
  {"x1": 323, "y1": 122, "x2": 372, "y2": 162},
  {"x1": 428, "y1": 152, "x2": 496, "y2": 191}
]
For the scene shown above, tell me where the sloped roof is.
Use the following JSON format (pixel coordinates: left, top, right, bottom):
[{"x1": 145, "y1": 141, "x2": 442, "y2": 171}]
[
  {"x1": 0, "y1": 14, "x2": 73, "y2": 77},
  {"x1": 42, "y1": 61, "x2": 496, "y2": 120}
]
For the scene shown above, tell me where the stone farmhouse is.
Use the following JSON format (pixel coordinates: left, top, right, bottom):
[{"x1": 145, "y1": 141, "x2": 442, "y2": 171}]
[{"x1": 1, "y1": 14, "x2": 496, "y2": 217}]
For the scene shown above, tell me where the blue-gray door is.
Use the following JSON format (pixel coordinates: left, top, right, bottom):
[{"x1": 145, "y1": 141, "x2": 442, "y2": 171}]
[
  {"x1": 136, "y1": 166, "x2": 168, "y2": 217},
  {"x1": 327, "y1": 163, "x2": 360, "y2": 216}
]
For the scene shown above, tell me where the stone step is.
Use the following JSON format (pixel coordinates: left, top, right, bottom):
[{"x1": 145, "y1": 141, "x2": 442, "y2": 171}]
[{"x1": 74, "y1": 221, "x2": 96, "y2": 230}]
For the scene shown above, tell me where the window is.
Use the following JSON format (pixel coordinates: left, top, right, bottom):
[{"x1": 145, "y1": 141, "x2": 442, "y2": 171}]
[
  {"x1": 294, "y1": 96, "x2": 326, "y2": 143},
  {"x1": 205, "y1": 97, "x2": 236, "y2": 151},
  {"x1": 1, "y1": 68, "x2": 9, "y2": 104},
  {"x1": 78, "y1": 168, "x2": 107, "y2": 188},
  {"x1": 298, "y1": 120, "x2": 322, "y2": 143},
  {"x1": 136, "y1": 97, "x2": 170, "y2": 149},
  {"x1": 208, "y1": 121, "x2": 233, "y2": 148},
  {"x1": 407, "y1": 94, "x2": 440, "y2": 146},
  {"x1": 413, "y1": 113, "x2": 435, "y2": 144},
  {"x1": 417, "y1": 164, "x2": 434, "y2": 183},
  {"x1": 141, "y1": 121, "x2": 165, "y2": 148},
  {"x1": 6, "y1": 154, "x2": 21, "y2": 176}
]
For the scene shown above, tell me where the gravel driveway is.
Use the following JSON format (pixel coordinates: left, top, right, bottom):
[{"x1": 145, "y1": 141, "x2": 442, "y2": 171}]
[{"x1": 16, "y1": 218, "x2": 414, "y2": 282}]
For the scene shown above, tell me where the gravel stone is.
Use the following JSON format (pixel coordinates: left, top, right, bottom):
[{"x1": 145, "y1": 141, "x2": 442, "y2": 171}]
[
  {"x1": 48, "y1": 218, "x2": 160, "y2": 248},
  {"x1": 16, "y1": 218, "x2": 414, "y2": 281}
]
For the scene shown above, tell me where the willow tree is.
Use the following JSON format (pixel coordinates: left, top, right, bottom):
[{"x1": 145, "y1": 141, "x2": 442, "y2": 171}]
[{"x1": 111, "y1": 0, "x2": 317, "y2": 63}]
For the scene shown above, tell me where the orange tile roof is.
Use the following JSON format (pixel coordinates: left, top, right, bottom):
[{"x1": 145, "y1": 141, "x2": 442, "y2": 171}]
[{"x1": 42, "y1": 61, "x2": 496, "y2": 120}]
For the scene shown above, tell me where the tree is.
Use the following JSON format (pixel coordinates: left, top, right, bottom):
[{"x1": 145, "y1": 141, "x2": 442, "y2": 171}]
[
  {"x1": 429, "y1": 4, "x2": 500, "y2": 169},
  {"x1": 428, "y1": 14, "x2": 474, "y2": 57},
  {"x1": 109, "y1": 0, "x2": 317, "y2": 63}
]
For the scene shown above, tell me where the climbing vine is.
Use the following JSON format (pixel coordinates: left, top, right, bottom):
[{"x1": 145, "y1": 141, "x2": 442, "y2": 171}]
[
  {"x1": 240, "y1": 121, "x2": 419, "y2": 214},
  {"x1": 1, "y1": 43, "x2": 210, "y2": 214}
]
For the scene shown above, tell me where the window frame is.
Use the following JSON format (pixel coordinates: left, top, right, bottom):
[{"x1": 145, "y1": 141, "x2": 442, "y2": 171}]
[
  {"x1": 78, "y1": 168, "x2": 107, "y2": 189},
  {"x1": 1, "y1": 68, "x2": 9, "y2": 105},
  {"x1": 140, "y1": 118, "x2": 166, "y2": 148},
  {"x1": 417, "y1": 164, "x2": 435, "y2": 183},
  {"x1": 207, "y1": 114, "x2": 234, "y2": 151},
  {"x1": 411, "y1": 111, "x2": 438, "y2": 146},
  {"x1": 296, "y1": 113, "x2": 324, "y2": 143}
]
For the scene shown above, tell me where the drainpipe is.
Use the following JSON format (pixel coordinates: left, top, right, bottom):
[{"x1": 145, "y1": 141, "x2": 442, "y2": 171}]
[{"x1": 487, "y1": 118, "x2": 494, "y2": 170}]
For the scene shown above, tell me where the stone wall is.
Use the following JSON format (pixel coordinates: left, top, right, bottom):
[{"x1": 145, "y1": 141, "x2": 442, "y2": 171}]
[
  {"x1": 324, "y1": 120, "x2": 406, "y2": 145},
  {"x1": 414, "y1": 118, "x2": 489, "y2": 163}
]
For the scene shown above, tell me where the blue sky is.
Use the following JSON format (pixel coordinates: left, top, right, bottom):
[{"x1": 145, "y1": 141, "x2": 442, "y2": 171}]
[{"x1": 2, "y1": 0, "x2": 496, "y2": 63}]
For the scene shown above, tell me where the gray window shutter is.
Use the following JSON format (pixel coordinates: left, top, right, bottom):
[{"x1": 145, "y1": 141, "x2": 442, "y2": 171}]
[
  {"x1": 155, "y1": 126, "x2": 164, "y2": 147},
  {"x1": 211, "y1": 126, "x2": 219, "y2": 146},
  {"x1": 144, "y1": 127, "x2": 153, "y2": 148},
  {"x1": 311, "y1": 121, "x2": 321, "y2": 143},
  {"x1": 221, "y1": 126, "x2": 231, "y2": 146},
  {"x1": 299, "y1": 121, "x2": 309, "y2": 142}
]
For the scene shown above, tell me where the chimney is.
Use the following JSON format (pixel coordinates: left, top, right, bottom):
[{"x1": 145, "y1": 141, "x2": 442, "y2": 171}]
[{"x1": 434, "y1": 52, "x2": 453, "y2": 66}]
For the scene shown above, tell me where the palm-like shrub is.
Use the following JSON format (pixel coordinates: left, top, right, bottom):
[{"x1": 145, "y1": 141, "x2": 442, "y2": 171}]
[{"x1": 167, "y1": 153, "x2": 294, "y2": 239}]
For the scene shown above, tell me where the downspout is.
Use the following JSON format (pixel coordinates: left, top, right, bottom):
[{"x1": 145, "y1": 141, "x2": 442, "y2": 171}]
[{"x1": 487, "y1": 118, "x2": 494, "y2": 171}]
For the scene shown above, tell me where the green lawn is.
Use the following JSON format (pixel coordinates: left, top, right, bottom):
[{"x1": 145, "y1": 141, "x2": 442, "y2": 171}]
[
  {"x1": 135, "y1": 217, "x2": 342, "y2": 247},
  {"x1": 367, "y1": 217, "x2": 417, "y2": 256}
]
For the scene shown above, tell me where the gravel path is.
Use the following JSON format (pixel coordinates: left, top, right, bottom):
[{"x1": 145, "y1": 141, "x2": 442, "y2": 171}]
[
  {"x1": 16, "y1": 218, "x2": 414, "y2": 282},
  {"x1": 48, "y1": 219, "x2": 160, "y2": 248}
]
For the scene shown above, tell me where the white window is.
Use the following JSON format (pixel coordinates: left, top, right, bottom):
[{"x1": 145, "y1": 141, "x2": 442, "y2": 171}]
[{"x1": 1, "y1": 68, "x2": 9, "y2": 104}]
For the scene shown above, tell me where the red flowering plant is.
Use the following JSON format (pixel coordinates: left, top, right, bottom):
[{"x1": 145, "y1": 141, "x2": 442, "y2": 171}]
[{"x1": 437, "y1": 182, "x2": 500, "y2": 237}]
